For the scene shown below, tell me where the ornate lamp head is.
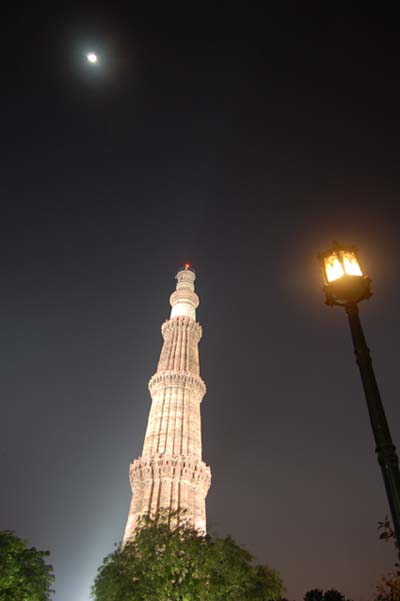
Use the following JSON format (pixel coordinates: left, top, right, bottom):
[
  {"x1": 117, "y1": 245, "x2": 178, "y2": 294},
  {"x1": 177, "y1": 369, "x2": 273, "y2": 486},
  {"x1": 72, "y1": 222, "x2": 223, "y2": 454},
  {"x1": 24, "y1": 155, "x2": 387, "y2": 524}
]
[{"x1": 318, "y1": 241, "x2": 372, "y2": 306}]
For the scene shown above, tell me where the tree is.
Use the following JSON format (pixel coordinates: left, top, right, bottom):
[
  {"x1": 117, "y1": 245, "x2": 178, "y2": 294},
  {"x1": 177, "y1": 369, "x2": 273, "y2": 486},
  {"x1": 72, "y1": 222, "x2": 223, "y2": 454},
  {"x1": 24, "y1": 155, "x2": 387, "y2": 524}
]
[
  {"x1": 0, "y1": 530, "x2": 54, "y2": 601},
  {"x1": 304, "y1": 589, "x2": 351, "y2": 601},
  {"x1": 373, "y1": 517, "x2": 400, "y2": 601},
  {"x1": 304, "y1": 590, "x2": 324, "y2": 601},
  {"x1": 92, "y1": 513, "x2": 286, "y2": 601},
  {"x1": 323, "y1": 591, "x2": 348, "y2": 601}
]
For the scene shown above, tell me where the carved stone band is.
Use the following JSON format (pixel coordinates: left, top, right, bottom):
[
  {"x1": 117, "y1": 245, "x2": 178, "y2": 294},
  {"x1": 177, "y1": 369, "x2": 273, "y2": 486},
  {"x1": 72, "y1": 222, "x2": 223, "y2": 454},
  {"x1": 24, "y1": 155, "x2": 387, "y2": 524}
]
[
  {"x1": 161, "y1": 316, "x2": 202, "y2": 341},
  {"x1": 148, "y1": 370, "x2": 206, "y2": 399},
  {"x1": 169, "y1": 289, "x2": 199, "y2": 309},
  {"x1": 130, "y1": 454, "x2": 212, "y2": 495}
]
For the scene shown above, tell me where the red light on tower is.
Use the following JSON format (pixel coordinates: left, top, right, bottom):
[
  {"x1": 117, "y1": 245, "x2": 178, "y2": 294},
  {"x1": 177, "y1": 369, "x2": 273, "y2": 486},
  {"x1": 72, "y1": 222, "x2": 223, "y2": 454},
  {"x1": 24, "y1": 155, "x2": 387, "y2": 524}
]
[{"x1": 184, "y1": 262, "x2": 191, "y2": 270}]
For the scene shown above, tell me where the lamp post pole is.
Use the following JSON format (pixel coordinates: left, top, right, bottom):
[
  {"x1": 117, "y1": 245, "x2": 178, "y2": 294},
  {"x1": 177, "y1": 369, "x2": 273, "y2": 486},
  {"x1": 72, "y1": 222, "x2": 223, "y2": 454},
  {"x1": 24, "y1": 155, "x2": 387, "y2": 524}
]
[
  {"x1": 345, "y1": 301, "x2": 400, "y2": 546},
  {"x1": 319, "y1": 241, "x2": 400, "y2": 548}
]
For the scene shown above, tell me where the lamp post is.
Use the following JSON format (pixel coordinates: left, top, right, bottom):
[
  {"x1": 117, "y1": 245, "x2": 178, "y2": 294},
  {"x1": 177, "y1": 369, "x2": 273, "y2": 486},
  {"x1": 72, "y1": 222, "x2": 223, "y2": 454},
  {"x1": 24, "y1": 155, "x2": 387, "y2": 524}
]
[{"x1": 318, "y1": 241, "x2": 400, "y2": 546}]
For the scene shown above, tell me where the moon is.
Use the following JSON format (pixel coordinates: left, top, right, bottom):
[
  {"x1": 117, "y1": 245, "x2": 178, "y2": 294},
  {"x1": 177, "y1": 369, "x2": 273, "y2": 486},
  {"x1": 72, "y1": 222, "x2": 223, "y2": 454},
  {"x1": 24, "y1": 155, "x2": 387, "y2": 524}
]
[{"x1": 86, "y1": 53, "x2": 98, "y2": 64}]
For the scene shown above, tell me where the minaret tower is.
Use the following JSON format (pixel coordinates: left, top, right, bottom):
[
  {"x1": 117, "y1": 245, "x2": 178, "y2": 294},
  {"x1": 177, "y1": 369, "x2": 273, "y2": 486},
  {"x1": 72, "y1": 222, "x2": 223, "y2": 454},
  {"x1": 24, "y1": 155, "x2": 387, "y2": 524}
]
[{"x1": 123, "y1": 265, "x2": 211, "y2": 542}]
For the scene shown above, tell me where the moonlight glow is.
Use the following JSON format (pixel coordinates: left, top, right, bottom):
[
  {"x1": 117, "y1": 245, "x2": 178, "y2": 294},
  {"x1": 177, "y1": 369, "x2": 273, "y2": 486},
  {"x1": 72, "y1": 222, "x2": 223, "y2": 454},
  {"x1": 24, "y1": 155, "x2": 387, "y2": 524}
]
[{"x1": 87, "y1": 53, "x2": 98, "y2": 64}]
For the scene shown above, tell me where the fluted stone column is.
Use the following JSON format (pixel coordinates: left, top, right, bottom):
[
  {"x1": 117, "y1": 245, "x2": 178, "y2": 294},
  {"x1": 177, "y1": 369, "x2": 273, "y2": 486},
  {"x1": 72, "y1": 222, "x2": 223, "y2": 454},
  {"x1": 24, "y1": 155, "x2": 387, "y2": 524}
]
[{"x1": 123, "y1": 266, "x2": 211, "y2": 543}]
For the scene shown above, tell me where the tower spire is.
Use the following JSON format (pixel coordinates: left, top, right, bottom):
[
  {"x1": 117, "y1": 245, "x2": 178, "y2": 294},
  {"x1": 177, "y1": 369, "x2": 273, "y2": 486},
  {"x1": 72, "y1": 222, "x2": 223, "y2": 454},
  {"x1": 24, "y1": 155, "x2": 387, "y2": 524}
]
[
  {"x1": 123, "y1": 266, "x2": 211, "y2": 542},
  {"x1": 170, "y1": 264, "x2": 199, "y2": 320}
]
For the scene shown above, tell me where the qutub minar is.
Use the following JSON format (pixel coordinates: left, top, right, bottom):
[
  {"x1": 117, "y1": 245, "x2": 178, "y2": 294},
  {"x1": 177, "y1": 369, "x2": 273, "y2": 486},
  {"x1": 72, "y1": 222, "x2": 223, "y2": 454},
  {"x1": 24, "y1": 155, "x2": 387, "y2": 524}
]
[{"x1": 123, "y1": 264, "x2": 211, "y2": 542}]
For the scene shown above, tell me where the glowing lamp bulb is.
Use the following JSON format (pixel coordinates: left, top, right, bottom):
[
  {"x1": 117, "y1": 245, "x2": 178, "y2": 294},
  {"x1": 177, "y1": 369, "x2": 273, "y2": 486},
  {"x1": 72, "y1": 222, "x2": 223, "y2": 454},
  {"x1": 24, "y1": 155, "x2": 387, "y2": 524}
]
[
  {"x1": 342, "y1": 253, "x2": 363, "y2": 277},
  {"x1": 318, "y1": 241, "x2": 370, "y2": 306},
  {"x1": 324, "y1": 253, "x2": 345, "y2": 282},
  {"x1": 184, "y1": 263, "x2": 191, "y2": 269},
  {"x1": 87, "y1": 53, "x2": 97, "y2": 63},
  {"x1": 323, "y1": 251, "x2": 363, "y2": 283}
]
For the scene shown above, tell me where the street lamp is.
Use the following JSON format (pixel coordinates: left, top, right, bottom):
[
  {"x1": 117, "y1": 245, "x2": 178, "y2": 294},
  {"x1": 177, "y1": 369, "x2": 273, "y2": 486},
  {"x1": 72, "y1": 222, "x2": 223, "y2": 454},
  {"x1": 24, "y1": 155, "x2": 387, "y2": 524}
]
[{"x1": 318, "y1": 240, "x2": 400, "y2": 546}]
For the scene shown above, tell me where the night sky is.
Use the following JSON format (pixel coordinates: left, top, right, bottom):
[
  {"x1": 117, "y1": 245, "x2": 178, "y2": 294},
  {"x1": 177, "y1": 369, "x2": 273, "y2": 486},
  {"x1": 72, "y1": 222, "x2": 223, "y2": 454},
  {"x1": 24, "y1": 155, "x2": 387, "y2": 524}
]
[{"x1": 1, "y1": 5, "x2": 400, "y2": 600}]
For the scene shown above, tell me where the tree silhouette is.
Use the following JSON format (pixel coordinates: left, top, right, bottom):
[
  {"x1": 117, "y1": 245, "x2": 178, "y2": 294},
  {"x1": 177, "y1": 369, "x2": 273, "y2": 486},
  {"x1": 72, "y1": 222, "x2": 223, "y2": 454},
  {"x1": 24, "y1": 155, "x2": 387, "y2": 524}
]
[
  {"x1": 304, "y1": 588, "x2": 350, "y2": 601},
  {"x1": 92, "y1": 512, "x2": 285, "y2": 601},
  {"x1": 0, "y1": 530, "x2": 54, "y2": 601}
]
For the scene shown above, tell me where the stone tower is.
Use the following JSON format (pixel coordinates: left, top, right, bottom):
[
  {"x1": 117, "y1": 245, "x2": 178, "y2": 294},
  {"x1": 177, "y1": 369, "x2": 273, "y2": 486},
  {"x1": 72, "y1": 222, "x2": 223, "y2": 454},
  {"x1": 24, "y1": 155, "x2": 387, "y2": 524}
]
[{"x1": 123, "y1": 265, "x2": 211, "y2": 543}]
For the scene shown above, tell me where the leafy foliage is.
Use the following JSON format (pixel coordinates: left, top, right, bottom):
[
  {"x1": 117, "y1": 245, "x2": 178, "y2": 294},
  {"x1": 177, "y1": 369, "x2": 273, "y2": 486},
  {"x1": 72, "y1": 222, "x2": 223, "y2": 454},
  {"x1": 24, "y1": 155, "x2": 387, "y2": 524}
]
[
  {"x1": 304, "y1": 590, "x2": 324, "y2": 601},
  {"x1": 0, "y1": 530, "x2": 54, "y2": 601},
  {"x1": 374, "y1": 517, "x2": 400, "y2": 601},
  {"x1": 92, "y1": 513, "x2": 285, "y2": 601},
  {"x1": 304, "y1": 589, "x2": 351, "y2": 601}
]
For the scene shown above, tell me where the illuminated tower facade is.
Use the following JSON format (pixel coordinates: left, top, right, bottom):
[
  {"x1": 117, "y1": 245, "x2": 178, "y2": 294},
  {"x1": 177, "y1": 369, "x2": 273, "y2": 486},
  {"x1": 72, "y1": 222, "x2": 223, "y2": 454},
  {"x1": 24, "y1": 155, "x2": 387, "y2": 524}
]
[{"x1": 123, "y1": 265, "x2": 211, "y2": 542}]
